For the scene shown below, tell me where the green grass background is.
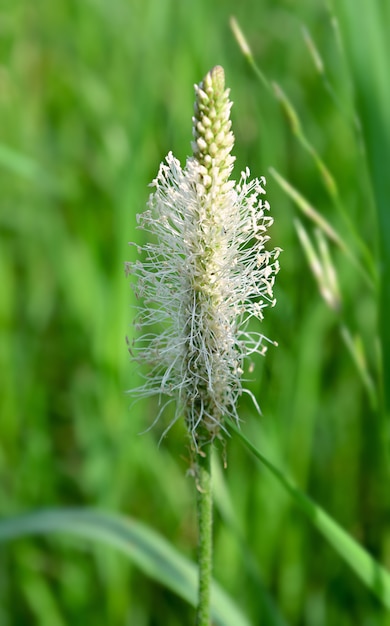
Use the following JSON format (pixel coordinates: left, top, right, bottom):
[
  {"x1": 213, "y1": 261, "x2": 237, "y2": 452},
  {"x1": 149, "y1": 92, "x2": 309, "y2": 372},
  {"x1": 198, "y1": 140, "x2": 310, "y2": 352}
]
[{"x1": 1, "y1": 0, "x2": 389, "y2": 624}]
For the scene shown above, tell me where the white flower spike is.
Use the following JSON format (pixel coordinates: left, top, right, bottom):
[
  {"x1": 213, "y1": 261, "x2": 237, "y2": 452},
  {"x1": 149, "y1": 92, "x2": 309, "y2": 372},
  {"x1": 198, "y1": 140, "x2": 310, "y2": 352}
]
[{"x1": 126, "y1": 66, "x2": 280, "y2": 447}]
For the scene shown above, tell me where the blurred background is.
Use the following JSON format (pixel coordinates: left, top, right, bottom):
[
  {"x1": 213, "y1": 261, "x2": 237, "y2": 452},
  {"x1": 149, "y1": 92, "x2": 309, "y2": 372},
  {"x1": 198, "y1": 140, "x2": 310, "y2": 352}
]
[{"x1": 1, "y1": 0, "x2": 388, "y2": 624}]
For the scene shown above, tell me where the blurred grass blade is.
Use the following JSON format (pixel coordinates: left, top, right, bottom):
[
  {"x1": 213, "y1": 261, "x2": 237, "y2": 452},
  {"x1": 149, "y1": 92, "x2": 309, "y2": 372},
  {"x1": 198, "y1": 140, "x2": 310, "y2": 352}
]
[
  {"x1": 331, "y1": 0, "x2": 390, "y2": 415},
  {"x1": 340, "y1": 325, "x2": 378, "y2": 411},
  {"x1": 270, "y1": 168, "x2": 344, "y2": 249},
  {"x1": 230, "y1": 422, "x2": 390, "y2": 610},
  {"x1": 0, "y1": 508, "x2": 250, "y2": 626},
  {"x1": 316, "y1": 228, "x2": 341, "y2": 307},
  {"x1": 229, "y1": 16, "x2": 270, "y2": 92},
  {"x1": 301, "y1": 22, "x2": 354, "y2": 128},
  {"x1": 271, "y1": 82, "x2": 338, "y2": 200},
  {"x1": 295, "y1": 219, "x2": 340, "y2": 311},
  {"x1": 271, "y1": 168, "x2": 374, "y2": 289},
  {"x1": 0, "y1": 144, "x2": 61, "y2": 193},
  {"x1": 301, "y1": 26, "x2": 324, "y2": 75}
]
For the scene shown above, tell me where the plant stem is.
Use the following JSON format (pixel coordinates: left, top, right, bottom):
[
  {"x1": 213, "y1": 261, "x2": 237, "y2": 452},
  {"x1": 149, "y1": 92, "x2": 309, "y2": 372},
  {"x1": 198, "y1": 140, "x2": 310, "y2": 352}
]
[{"x1": 196, "y1": 443, "x2": 213, "y2": 626}]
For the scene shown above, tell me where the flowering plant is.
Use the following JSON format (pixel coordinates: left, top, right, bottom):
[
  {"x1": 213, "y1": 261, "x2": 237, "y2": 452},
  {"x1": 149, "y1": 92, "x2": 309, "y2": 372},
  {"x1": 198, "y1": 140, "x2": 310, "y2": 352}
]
[
  {"x1": 126, "y1": 66, "x2": 280, "y2": 448},
  {"x1": 126, "y1": 65, "x2": 280, "y2": 626}
]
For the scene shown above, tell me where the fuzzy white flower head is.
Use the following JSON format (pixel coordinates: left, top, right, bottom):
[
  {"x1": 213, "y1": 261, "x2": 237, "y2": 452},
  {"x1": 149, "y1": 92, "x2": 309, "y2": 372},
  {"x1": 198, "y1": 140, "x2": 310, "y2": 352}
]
[{"x1": 126, "y1": 66, "x2": 280, "y2": 448}]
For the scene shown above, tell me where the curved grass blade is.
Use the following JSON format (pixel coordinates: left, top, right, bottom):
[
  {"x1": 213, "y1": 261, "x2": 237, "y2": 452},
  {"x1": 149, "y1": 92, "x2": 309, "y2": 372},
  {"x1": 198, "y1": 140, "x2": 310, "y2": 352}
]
[
  {"x1": 270, "y1": 168, "x2": 375, "y2": 289},
  {"x1": 230, "y1": 422, "x2": 390, "y2": 610},
  {"x1": 0, "y1": 508, "x2": 250, "y2": 626}
]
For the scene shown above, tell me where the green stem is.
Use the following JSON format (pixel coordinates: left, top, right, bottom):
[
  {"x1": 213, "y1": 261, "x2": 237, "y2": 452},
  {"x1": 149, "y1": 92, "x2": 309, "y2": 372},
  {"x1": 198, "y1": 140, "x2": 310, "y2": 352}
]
[{"x1": 196, "y1": 444, "x2": 213, "y2": 626}]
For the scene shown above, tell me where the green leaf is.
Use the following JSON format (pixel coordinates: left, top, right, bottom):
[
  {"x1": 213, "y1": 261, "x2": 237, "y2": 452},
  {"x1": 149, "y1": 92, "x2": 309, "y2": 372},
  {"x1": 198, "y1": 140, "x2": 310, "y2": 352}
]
[
  {"x1": 0, "y1": 508, "x2": 250, "y2": 626},
  {"x1": 230, "y1": 422, "x2": 390, "y2": 610}
]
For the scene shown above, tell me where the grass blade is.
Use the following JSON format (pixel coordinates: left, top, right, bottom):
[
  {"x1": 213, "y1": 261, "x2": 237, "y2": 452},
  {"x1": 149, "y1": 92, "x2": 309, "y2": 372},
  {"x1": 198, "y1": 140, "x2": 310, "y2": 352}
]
[
  {"x1": 330, "y1": 0, "x2": 390, "y2": 417},
  {"x1": 230, "y1": 422, "x2": 390, "y2": 610},
  {"x1": 0, "y1": 144, "x2": 62, "y2": 193},
  {"x1": 270, "y1": 167, "x2": 375, "y2": 289},
  {"x1": 0, "y1": 508, "x2": 250, "y2": 626}
]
